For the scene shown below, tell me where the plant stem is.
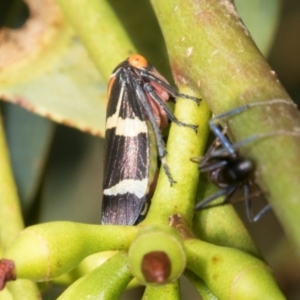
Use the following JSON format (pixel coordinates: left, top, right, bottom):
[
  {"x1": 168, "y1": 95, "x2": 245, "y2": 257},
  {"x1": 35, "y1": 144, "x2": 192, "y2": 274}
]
[
  {"x1": 0, "y1": 114, "x2": 23, "y2": 250},
  {"x1": 0, "y1": 113, "x2": 40, "y2": 297},
  {"x1": 142, "y1": 91, "x2": 211, "y2": 227},
  {"x1": 193, "y1": 175, "x2": 260, "y2": 257},
  {"x1": 151, "y1": 0, "x2": 300, "y2": 254},
  {"x1": 58, "y1": 251, "x2": 132, "y2": 300},
  {"x1": 185, "y1": 238, "x2": 285, "y2": 299},
  {"x1": 142, "y1": 281, "x2": 180, "y2": 300},
  {"x1": 55, "y1": 0, "x2": 136, "y2": 80},
  {"x1": 184, "y1": 269, "x2": 218, "y2": 300}
]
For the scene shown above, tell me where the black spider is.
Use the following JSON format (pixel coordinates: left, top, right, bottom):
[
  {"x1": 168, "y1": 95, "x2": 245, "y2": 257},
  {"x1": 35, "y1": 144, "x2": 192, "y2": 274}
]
[
  {"x1": 193, "y1": 135, "x2": 269, "y2": 222},
  {"x1": 193, "y1": 99, "x2": 297, "y2": 222}
]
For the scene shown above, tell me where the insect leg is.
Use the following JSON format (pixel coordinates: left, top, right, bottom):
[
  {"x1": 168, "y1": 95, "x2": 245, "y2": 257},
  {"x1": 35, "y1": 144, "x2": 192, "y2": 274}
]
[
  {"x1": 140, "y1": 71, "x2": 201, "y2": 105},
  {"x1": 136, "y1": 84, "x2": 176, "y2": 185},
  {"x1": 144, "y1": 83, "x2": 198, "y2": 132}
]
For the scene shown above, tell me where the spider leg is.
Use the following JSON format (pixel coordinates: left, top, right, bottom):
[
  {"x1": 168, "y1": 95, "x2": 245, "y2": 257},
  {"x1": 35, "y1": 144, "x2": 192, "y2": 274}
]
[
  {"x1": 199, "y1": 160, "x2": 228, "y2": 173},
  {"x1": 253, "y1": 204, "x2": 271, "y2": 222},
  {"x1": 244, "y1": 182, "x2": 271, "y2": 222},
  {"x1": 195, "y1": 186, "x2": 237, "y2": 210},
  {"x1": 208, "y1": 99, "x2": 295, "y2": 156}
]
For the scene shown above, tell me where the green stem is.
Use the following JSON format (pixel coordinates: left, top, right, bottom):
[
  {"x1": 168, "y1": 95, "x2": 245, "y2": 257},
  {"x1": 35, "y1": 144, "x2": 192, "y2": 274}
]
[
  {"x1": 142, "y1": 92, "x2": 210, "y2": 227},
  {"x1": 54, "y1": 251, "x2": 116, "y2": 285},
  {"x1": 193, "y1": 176, "x2": 260, "y2": 257},
  {"x1": 142, "y1": 281, "x2": 180, "y2": 300},
  {"x1": 5, "y1": 222, "x2": 138, "y2": 280},
  {"x1": 184, "y1": 270, "x2": 218, "y2": 300},
  {"x1": 0, "y1": 113, "x2": 41, "y2": 298},
  {"x1": 0, "y1": 287, "x2": 13, "y2": 300},
  {"x1": 151, "y1": 0, "x2": 300, "y2": 254},
  {"x1": 0, "y1": 114, "x2": 23, "y2": 250},
  {"x1": 55, "y1": 0, "x2": 136, "y2": 80},
  {"x1": 184, "y1": 239, "x2": 285, "y2": 299},
  {"x1": 6, "y1": 280, "x2": 41, "y2": 300},
  {"x1": 58, "y1": 251, "x2": 132, "y2": 300}
]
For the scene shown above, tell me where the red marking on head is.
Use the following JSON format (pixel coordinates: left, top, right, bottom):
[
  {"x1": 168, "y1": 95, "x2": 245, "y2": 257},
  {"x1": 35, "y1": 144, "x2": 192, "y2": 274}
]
[{"x1": 128, "y1": 54, "x2": 148, "y2": 69}]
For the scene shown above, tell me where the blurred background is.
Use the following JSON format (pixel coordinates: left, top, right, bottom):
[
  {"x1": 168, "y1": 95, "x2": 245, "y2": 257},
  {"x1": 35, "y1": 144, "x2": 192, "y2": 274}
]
[{"x1": 0, "y1": 0, "x2": 299, "y2": 298}]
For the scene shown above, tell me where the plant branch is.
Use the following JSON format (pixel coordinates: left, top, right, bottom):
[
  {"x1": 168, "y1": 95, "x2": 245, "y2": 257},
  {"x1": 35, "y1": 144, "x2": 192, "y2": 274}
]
[
  {"x1": 184, "y1": 269, "x2": 218, "y2": 300},
  {"x1": 55, "y1": 0, "x2": 136, "y2": 80},
  {"x1": 4, "y1": 222, "x2": 137, "y2": 281},
  {"x1": 0, "y1": 114, "x2": 23, "y2": 250},
  {"x1": 142, "y1": 91, "x2": 211, "y2": 227},
  {"x1": 184, "y1": 238, "x2": 285, "y2": 299},
  {"x1": 151, "y1": 0, "x2": 300, "y2": 252},
  {"x1": 193, "y1": 175, "x2": 260, "y2": 257},
  {"x1": 142, "y1": 281, "x2": 180, "y2": 300},
  {"x1": 58, "y1": 251, "x2": 132, "y2": 300},
  {"x1": 0, "y1": 112, "x2": 41, "y2": 298}
]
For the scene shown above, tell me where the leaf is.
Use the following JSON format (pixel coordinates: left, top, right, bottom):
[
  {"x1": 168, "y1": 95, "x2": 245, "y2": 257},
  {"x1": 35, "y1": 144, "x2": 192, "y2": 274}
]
[{"x1": 0, "y1": 0, "x2": 107, "y2": 137}]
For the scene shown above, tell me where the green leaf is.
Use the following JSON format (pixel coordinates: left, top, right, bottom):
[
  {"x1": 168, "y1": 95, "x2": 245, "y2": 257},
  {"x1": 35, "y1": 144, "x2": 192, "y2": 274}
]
[{"x1": 0, "y1": 0, "x2": 107, "y2": 137}]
